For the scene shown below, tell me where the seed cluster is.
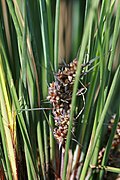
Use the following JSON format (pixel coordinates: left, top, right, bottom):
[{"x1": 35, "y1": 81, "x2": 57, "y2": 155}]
[
  {"x1": 47, "y1": 59, "x2": 81, "y2": 145},
  {"x1": 98, "y1": 116, "x2": 120, "y2": 165},
  {"x1": 108, "y1": 118, "x2": 120, "y2": 148}
]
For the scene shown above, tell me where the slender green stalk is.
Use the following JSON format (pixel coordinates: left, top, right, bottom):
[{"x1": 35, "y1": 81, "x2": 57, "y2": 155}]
[
  {"x1": 46, "y1": 0, "x2": 53, "y2": 63},
  {"x1": 104, "y1": 0, "x2": 120, "y2": 96},
  {"x1": 37, "y1": 121, "x2": 45, "y2": 178},
  {"x1": 62, "y1": 1, "x2": 99, "y2": 179},
  {"x1": 45, "y1": 0, "x2": 55, "y2": 164},
  {"x1": 43, "y1": 120, "x2": 49, "y2": 176},
  {"x1": 0, "y1": 54, "x2": 17, "y2": 180},
  {"x1": 100, "y1": 166, "x2": 120, "y2": 174},
  {"x1": 1, "y1": 39, "x2": 38, "y2": 179},
  {"x1": 22, "y1": 0, "x2": 27, "y2": 86},
  {"x1": 99, "y1": 109, "x2": 120, "y2": 179},
  {"x1": 0, "y1": 110, "x2": 13, "y2": 180},
  {"x1": 39, "y1": 0, "x2": 50, "y2": 82},
  {"x1": 54, "y1": 0, "x2": 60, "y2": 72},
  {"x1": 6, "y1": 0, "x2": 22, "y2": 52},
  {"x1": 80, "y1": 65, "x2": 120, "y2": 179},
  {"x1": 25, "y1": 146, "x2": 33, "y2": 180},
  {"x1": 49, "y1": 113, "x2": 55, "y2": 163}
]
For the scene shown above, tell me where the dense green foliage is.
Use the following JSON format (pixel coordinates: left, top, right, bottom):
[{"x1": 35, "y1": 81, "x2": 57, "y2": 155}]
[{"x1": 0, "y1": 0, "x2": 120, "y2": 179}]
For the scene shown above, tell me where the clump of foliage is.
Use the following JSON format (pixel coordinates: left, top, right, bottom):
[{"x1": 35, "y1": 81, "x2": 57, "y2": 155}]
[{"x1": 0, "y1": 0, "x2": 120, "y2": 179}]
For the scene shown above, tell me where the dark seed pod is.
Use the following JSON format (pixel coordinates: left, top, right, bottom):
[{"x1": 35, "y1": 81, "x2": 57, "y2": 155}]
[{"x1": 47, "y1": 59, "x2": 87, "y2": 145}]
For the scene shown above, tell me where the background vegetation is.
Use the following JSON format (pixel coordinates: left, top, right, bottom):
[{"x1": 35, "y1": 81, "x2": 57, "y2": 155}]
[{"x1": 0, "y1": 0, "x2": 120, "y2": 179}]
